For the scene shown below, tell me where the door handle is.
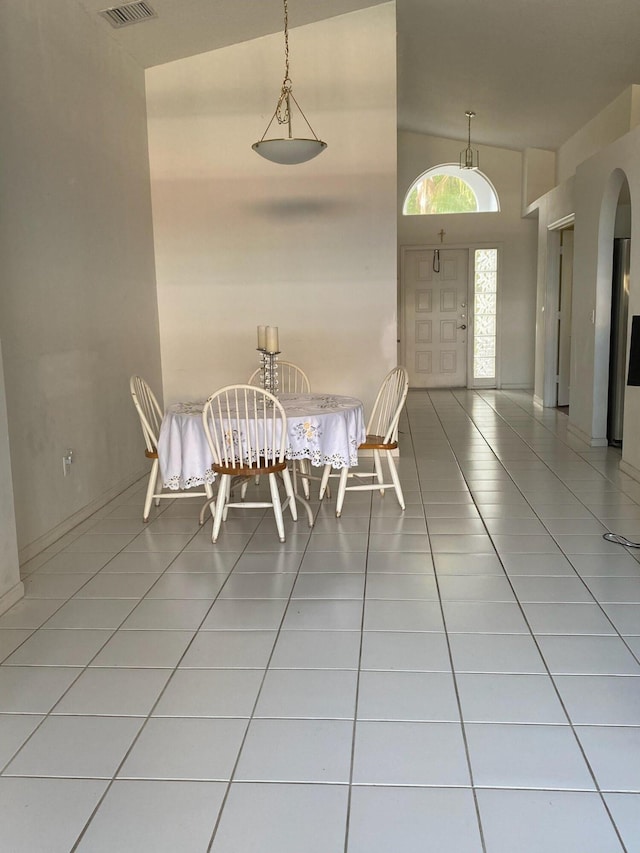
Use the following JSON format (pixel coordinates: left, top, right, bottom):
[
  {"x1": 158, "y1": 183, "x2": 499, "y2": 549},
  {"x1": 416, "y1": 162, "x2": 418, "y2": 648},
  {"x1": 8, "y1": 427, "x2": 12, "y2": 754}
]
[{"x1": 457, "y1": 324, "x2": 467, "y2": 330}]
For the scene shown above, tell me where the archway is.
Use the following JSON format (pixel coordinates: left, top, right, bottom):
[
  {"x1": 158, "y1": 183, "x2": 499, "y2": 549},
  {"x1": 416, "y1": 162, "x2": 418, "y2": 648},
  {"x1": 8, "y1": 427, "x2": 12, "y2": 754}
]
[
  {"x1": 593, "y1": 169, "x2": 632, "y2": 442},
  {"x1": 607, "y1": 180, "x2": 632, "y2": 445}
]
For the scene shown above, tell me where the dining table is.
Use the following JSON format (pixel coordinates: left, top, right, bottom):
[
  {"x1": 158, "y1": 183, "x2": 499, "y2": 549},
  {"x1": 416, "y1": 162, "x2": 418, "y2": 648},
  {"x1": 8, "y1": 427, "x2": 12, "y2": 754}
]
[{"x1": 157, "y1": 392, "x2": 366, "y2": 517}]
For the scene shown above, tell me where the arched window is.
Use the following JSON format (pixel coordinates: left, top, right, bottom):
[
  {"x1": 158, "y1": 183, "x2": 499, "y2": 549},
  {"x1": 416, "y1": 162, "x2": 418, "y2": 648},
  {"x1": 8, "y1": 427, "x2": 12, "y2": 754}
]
[{"x1": 403, "y1": 164, "x2": 500, "y2": 215}]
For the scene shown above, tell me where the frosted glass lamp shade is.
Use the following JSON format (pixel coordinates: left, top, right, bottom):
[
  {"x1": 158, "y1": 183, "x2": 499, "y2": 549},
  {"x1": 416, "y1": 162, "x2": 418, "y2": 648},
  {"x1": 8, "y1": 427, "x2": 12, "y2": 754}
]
[{"x1": 252, "y1": 138, "x2": 327, "y2": 165}]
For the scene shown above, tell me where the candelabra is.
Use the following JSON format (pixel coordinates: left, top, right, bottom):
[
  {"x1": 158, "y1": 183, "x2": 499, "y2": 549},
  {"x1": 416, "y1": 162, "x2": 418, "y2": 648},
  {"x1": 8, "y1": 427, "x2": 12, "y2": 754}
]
[{"x1": 257, "y1": 349, "x2": 280, "y2": 397}]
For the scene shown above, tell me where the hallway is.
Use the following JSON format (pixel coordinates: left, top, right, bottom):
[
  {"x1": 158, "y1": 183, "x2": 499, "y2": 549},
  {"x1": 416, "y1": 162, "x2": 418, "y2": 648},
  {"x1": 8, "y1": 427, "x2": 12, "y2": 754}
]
[{"x1": 0, "y1": 389, "x2": 639, "y2": 851}]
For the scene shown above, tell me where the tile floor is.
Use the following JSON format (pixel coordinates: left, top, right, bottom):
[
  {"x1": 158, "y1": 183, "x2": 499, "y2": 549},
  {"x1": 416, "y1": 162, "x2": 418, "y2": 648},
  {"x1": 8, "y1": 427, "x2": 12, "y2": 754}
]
[{"x1": 1, "y1": 389, "x2": 640, "y2": 852}]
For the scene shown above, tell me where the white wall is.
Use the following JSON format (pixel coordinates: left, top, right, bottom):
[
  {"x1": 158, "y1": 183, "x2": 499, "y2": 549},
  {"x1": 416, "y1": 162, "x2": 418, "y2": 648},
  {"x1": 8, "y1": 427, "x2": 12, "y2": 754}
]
[
  {"x1": 530, "y1": 177, "x2": 575, "y2": 403},
  {"x1": 0, "y1": 0, "x2": 162, "y2": 559},
  {"x1": 569, "y1": 134, "x2": 640, "y2": 457},
  {"x1": 557, "y1": 86, "x2": 640, "y2": 184},
  {"x1": 398, "y1": 131, "x2": 538, "y2": 388},
  {"x1": 146, "y1": 4, "x2": 398, "y2": 413},
  {"x1": 529, "y1": 118, "x2": 640, "y2": 480},
  {"x1": 523, "y1": 148, "x2": 556, "y2": 211},
  {"x1": 0, "y1": 341, "x2": 23, "y2": 614}
]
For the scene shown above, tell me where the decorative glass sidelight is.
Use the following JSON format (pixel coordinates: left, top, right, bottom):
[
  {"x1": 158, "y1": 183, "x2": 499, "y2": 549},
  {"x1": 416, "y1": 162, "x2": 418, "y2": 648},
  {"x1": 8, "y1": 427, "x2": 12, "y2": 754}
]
[{"x1": 473, "y1": 249, "x2": 498, "y2": 380}]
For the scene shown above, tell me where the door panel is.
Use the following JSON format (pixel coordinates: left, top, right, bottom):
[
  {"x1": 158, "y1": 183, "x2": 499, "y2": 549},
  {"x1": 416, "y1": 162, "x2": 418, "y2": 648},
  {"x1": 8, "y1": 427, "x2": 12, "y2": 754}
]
[
  {"x1": 416, "y1": 319, "x2": 432, "y2": 343},
  {"x1": 404, "y1": 248, "x2": 469, "y2": 388}
]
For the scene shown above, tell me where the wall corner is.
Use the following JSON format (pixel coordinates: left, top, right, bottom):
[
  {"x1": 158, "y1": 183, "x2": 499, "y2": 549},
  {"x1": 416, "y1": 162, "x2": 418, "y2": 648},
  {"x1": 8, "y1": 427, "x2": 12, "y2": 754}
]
[{"x1": 522, "y1": 148, "x2": 556, "y2": 214}]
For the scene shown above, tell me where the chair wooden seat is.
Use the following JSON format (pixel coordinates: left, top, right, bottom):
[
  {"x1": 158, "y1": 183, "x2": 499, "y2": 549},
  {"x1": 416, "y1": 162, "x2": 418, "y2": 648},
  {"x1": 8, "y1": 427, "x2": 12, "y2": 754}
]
[{"x1": 360, "y1": 435, "x2": 398, "y2": 451}]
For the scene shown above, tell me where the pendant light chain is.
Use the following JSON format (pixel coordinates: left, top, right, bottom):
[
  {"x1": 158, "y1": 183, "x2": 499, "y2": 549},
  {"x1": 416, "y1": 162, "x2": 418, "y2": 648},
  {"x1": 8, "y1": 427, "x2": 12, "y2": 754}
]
[
  {"x1": 283, "y1": 0, "x2": 290, "y2": 82},
  {"x1": 252, "y1": 0, "x2": 327, "y2": 163},
  {"x1": 275, "y1": 0, "x2": 292, "y2": 126}
]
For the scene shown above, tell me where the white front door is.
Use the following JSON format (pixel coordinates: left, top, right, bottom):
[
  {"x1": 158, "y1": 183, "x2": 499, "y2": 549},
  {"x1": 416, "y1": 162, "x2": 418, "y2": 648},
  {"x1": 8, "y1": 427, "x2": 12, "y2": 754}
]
[{"x1": 403, "y1": 248, "x2": 469, "y2": 388}]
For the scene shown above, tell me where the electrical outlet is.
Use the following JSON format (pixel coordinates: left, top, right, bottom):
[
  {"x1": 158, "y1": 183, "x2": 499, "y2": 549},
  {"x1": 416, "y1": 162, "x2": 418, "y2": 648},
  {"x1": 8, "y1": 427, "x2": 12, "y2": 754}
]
[{"x1": 62, "y1": 449, "x2": 74, "y2": 476}]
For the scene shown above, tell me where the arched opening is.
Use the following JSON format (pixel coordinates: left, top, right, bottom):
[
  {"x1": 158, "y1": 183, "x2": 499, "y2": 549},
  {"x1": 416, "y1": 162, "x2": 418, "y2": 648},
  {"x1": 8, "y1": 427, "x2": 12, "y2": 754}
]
[
  {"x1": 593, "y1": 169, "x2": 632, "y2": 444},
  {"x1": 607, "y1": 178, "x2": 632, "y2": 446},
  {"x1": 403, "y1": 164, "x2": 500, "y2": 215}
]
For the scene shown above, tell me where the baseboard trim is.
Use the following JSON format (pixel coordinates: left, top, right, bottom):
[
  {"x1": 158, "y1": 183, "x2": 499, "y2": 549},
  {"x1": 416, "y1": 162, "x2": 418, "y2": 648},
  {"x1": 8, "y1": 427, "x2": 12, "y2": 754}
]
[
  {"x1": 0, "y1": 580, "x2": 25, "y2": 616},
  {"x1": 18, "y1": 468, "x2": 148, "y2": 565},
  {"x1": 567, "y1": 421, "x2": 608, "y2": 447},
  {"x1": 620, "y1": 459, "x2": 640, "y2": 484}
]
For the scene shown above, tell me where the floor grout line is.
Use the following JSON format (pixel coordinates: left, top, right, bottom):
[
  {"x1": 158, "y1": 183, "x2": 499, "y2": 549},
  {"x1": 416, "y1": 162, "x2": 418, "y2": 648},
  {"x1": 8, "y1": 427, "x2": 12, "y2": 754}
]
[{"x1": 0, "y1": 391, "x2": 639, "y2": 851}]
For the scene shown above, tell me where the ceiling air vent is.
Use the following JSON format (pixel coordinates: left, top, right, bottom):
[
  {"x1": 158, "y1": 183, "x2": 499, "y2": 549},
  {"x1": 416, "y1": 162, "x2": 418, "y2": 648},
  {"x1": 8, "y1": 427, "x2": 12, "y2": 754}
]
[{"x1": 99, "y1": 1, "x2": 157, "y2": 28}]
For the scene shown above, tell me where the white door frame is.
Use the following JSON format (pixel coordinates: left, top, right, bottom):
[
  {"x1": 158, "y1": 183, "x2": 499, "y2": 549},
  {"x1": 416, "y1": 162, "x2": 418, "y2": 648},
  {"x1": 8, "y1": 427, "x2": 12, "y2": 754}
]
[
  {"x1": 557, "y1": 229, "x2": 574, "y2": 406},
  {"x1": 399, "y1": 243, "x2": 502, "y2": 389},
  {"x1": 543, "y1": 215, "x2": 575, "y2": 407}
]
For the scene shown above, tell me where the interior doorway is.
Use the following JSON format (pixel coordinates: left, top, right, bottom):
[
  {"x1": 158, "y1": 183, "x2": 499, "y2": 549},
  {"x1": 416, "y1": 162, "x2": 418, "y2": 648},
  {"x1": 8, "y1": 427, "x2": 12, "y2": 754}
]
[
  {"x1": 556, "y1": 228, "x2": 574, "y2": 408},
  {"x1": 543, "y1": 215, "x2": 575, "y2": 409}
]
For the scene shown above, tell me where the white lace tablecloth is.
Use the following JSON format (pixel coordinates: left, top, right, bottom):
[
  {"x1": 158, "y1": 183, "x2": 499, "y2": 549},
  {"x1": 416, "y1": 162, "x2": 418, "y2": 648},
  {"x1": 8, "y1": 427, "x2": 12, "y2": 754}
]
[{"x1": 158, "y1": 392, "x2": 366, "y2": 491}]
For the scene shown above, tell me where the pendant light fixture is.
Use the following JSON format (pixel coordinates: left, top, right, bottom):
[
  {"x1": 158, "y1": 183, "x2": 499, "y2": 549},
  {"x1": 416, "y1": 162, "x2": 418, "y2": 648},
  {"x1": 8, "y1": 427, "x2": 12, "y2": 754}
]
[
  {"x1": 459, "y1": 110, "x2": 479, "y2": 170},
  {"x1": 252, "y1": 0, "x2": 327, "y2": 165}
]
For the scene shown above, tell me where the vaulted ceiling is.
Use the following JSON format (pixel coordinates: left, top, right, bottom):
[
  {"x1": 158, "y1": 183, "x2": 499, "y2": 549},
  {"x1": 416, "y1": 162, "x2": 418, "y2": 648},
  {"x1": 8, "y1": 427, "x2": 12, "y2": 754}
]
[{"x1": 78, "y1": 0, "x2": 640, "y2": 152}]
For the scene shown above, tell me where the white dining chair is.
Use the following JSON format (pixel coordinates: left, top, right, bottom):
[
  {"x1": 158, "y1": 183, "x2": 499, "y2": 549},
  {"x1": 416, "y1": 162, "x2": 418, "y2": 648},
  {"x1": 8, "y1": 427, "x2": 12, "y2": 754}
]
[
  {"x1": 129, "y1": 375, "x2": 213, "y2": 522},
  {"x1": 246, "y1": 361, "x2": 312, "y2": 499},
  {"x1": 319, "y1": 366, "x2": 409, "y2": 517},
  {"x1": 201, "y1": 384, "x2": 297, "y2": 543},
  {"x1": 247, "y1": 360, "x2": 311, "y2": 394}
]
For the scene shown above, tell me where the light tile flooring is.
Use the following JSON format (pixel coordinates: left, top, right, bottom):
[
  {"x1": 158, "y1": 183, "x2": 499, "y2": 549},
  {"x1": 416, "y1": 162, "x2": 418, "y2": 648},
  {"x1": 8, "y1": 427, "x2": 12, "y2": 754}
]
[{"x1": 1, "y1": 389, "x2": 640, "y2": 852}]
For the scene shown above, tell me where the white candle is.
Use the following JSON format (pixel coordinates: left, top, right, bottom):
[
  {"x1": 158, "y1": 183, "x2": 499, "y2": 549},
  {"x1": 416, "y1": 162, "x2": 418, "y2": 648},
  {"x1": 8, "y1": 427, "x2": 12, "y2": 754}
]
[
  {"x1": 266, "y1": 325, "x2": 279, "y2": 353},
  {"x1": 257, "y1": 325, "x2": 267, "y2": 349}
]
